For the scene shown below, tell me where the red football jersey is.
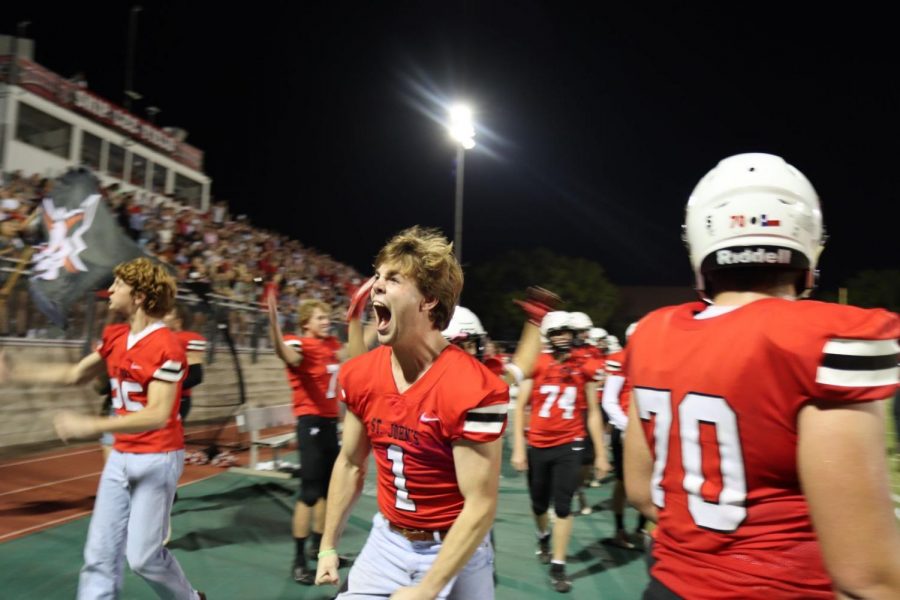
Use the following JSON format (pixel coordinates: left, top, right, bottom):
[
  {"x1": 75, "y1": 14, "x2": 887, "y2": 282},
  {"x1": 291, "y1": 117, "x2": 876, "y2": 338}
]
[
  {"x1": 283, "y1": 334, "x2": 342, "y2": 418},
  {"x1": 97, "y1": 322, "x2": 187, "y2": 453},
  {"x1": 174, "y1": 330, "x2": 206, "y2": 398},
  {"x1": 97, "y1": 323, "x2": 130, "y2": 383},
  {"x1": 604, "y1": 349, "x2": 632, "y2": 414},
  {"x1": 340, "y1": 344, "x2": 509, "y2": 530},
  {"x1": 571, "y1": 344, "x2": 604, "y2": 364},
  {"x1": 526, "y1": 352, "x2": 598, "y2": 448},
  {"x1": 626, "y1": 298, "x2": 900, "y2": 599}
]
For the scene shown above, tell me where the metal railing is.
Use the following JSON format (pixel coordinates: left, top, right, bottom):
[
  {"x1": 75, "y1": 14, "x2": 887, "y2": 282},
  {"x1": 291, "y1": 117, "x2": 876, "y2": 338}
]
[{"x1": 0, "y1": 255, "x2": 349, "y2": 361}]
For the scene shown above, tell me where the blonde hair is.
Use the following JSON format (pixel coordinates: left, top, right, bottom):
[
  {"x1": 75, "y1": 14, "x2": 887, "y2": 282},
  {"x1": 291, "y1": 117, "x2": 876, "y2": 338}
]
[
  {"x1": 298, "y1": 299, "x2": 331, "y2": 330},
  {"x1": 113, "y1": 257, "x2": 176, "y2": 318},
  {"x1": 374, "y1": 226, "x2": 462, "y2": 330}
]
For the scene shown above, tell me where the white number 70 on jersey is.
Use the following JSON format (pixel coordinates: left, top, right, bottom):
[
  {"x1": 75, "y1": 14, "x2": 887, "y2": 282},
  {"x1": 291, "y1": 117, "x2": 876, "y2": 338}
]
[{"x1": 634, "y1": 388, "x2": 747, "y2": 532}]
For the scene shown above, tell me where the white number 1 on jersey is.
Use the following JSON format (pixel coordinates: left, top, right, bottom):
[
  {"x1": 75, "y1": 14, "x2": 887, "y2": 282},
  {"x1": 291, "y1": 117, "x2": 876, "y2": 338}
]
[{"x1": 387, "y1": 444, "x2": 416, "y2": 512}]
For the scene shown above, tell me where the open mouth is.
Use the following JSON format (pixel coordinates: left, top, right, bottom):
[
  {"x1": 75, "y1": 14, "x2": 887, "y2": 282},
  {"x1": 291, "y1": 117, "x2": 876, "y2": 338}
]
[{"x1": 373, "y1": 302, "x2": 392, "y2": 333}]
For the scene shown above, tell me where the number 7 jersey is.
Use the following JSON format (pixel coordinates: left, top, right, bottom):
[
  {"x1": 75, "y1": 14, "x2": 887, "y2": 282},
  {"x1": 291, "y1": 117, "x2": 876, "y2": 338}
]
[
  {"x1": 626, "y1": 298, "x2": 900, "y2": 599},
  {"x1": 282, "y1": 334, "x2": 342, "y2": 418}
]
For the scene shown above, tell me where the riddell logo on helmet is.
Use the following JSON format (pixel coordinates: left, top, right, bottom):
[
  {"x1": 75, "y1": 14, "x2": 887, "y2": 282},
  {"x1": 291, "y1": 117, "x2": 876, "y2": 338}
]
[{"x1": 716, "y1": 248, "x2": 792, "y2": 265}]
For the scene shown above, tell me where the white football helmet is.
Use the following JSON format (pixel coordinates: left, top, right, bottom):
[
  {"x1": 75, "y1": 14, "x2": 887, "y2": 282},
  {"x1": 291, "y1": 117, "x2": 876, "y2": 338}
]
[
  {"x1": 567, "y1": 312, "x2": 593, "y2": 331},
  {"x1": 605, "y1": 334, "x2": 622, "y2": 353},
  {"x1": 588, "y1": 327, "x2": 608, "y2": 347},
  {"x1": 540, "y1": 311, "x2": 570, "y2": 337},
  {"x1": 442, "y1": 306, "x2": 486, "y2": 340},
  {"x1": 684, "y1": 153, "x2": 825, "y2": 298}
]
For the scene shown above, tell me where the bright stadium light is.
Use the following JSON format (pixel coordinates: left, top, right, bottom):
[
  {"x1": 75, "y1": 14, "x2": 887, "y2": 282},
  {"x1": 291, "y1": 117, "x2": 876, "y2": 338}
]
[
  {"x1": 448, "y1": 103, "x2": 475, "y2": 262},
  {"x1": 448, "y1": 104, "x2": 476, "y2": 149}
]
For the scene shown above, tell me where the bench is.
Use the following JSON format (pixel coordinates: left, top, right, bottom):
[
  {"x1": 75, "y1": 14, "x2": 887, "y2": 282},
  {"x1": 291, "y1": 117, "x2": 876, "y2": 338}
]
[{"x1": 229, "y1": 403, "x2": 297, "y2": 479}]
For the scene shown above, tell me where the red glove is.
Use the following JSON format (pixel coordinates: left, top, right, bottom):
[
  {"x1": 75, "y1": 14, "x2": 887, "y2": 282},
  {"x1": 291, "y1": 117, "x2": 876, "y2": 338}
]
[
  {"x1": 513, "y1": 286, "x2": 562, "y2": 326},
  {"x1": 346, "y1": 276, "x2": 376, "y2": 322}
]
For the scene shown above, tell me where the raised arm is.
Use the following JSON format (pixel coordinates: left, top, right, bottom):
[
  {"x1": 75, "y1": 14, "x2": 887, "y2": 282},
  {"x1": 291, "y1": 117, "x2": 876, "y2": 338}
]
[
  {"x1": 343, "y1": 276, "x2": 377, "y2": 360},
  {"x1": 508, "y1": 286, "x2": 561, "y2": 383},
  {"x1": 267, "y1": 294, "x2": 302, "y2": 367}
]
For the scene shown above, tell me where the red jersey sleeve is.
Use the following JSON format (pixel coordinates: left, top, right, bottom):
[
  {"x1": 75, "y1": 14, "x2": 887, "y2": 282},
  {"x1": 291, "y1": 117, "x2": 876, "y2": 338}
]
[
  {"x1": 605, "y1": 350, "x2": 624, "y2": 377},
  {"x1": 435, "y1": 350, "x2": 510, "y2": 444},
  {"x1": 449, "y1": 385, "x2": 509, "y2": 444},
  {"x1": 179, "y1": 330, "x2": 207, "y2": 354},
  {"x1": 774, "y1": 302, "x2": 899, "y2": 407},
  {"x1": 144, "y1": 336, "x2": 187, "y2": 387},
  {"x1": 283, "y1": 333, "x2": 303, "y2": 353}
]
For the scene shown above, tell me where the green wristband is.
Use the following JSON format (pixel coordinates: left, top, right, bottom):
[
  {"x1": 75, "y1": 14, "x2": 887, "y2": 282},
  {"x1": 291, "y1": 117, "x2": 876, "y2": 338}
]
[{"x1": 317, "y1": 548, "x2": 338, "y2": 559}]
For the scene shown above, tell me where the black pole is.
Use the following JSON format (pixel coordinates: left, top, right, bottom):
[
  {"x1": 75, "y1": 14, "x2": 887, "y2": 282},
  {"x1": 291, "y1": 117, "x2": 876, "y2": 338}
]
[{"x1": 124, "y1": 6, "x2": 141, "y2": 110}]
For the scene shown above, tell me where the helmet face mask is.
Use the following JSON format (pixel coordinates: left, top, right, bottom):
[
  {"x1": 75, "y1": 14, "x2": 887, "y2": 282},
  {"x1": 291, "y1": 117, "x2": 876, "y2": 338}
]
[
  {"x1": 541, "y1": 311, "x2": 573, "y2": 353},
  {"x1": 546, "y1": 328, "x2": 574, "y2": 353},
  {"x1": 683, "y1": 153, "x2": 825, "y2": 300}
]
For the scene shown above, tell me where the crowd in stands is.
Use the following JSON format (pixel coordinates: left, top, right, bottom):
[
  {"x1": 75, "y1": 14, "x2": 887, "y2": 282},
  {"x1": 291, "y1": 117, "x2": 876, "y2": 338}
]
[{"x1": 0, "y1": 170, "x2": 363, "y2": 339}]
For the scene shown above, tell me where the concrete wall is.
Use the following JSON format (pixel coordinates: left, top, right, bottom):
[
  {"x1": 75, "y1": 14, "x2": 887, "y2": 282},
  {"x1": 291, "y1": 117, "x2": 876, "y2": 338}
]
[{"x1": 0, "y1": 340, "x2": 293, "y2": 448}]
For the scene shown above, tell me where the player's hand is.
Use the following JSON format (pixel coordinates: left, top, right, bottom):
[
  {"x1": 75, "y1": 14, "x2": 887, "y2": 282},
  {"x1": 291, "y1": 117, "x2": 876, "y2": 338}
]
[
  {"x1": 54, "y1": 411, "x2": 98, "y2": 443},
  {"x1": 513, "y1": 286, "x2": 562, "y2": 326},
  {"x1": 510, "y1": 448, "x2": 528, "y2": 471},
  {"x1": 594, "y1": 455, "x2": 611, "y2": 480},
  {"x1": 390, "y1": 585, "x2": 434, "y2": 600},
  {"x1": 346, "y1": 275, "x2": 376, "y2": 322},
  {"x1": 314, "y1": 552, "x2": 340, "y2": 587}
]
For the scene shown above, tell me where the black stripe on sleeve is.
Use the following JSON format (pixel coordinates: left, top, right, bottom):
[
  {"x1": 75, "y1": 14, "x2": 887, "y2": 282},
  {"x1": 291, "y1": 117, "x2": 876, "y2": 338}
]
[
  {"x1": 465, "y1": 413, "x2": 506, "y2": 423},
  {"x1": 821, "y1": 353, "x2": 898, "y2": 371}
]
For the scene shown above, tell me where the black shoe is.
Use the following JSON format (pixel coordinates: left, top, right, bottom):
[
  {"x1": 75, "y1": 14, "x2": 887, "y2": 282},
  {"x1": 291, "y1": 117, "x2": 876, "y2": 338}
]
[
  {"x1": 536, "y1": 534, "x2": 551, "y2": 564},
  {"x1": 292, "y1": 562, "x2": 315, "y2": 585},
  {"x1": 306, "y1": 544, "x2": 320, "y2": 561},
  {"x1": 550, "y1": 566, "x2": 572, "y2": 593}
]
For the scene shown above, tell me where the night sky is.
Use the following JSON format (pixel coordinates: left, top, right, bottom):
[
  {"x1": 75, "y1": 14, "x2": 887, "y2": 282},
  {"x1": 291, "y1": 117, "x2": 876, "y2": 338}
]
[{"x1": 3, "y1": 3, "x2": 898, "y2": 290}]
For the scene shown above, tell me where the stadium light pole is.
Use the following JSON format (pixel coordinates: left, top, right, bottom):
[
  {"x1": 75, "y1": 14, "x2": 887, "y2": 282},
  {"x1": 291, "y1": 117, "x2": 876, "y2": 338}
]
[
  {"x1": 124, "y1": 5, "x2": 143, "y2": 112},
  {"x1": 447, "y1": 104, "x2": 475, "y2": 263}
]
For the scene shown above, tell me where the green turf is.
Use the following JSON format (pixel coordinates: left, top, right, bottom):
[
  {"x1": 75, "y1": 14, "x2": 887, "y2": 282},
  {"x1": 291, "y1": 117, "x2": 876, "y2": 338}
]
[
  {"x1": 887, "y1": 395, "x2": 900, "y2": 512},
  {"x1": 0, "y1": 454, "x2": 650, "y2": 599},
  {"x1": 7, "y1": 409, "x2": 896, "y2": 600}
]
